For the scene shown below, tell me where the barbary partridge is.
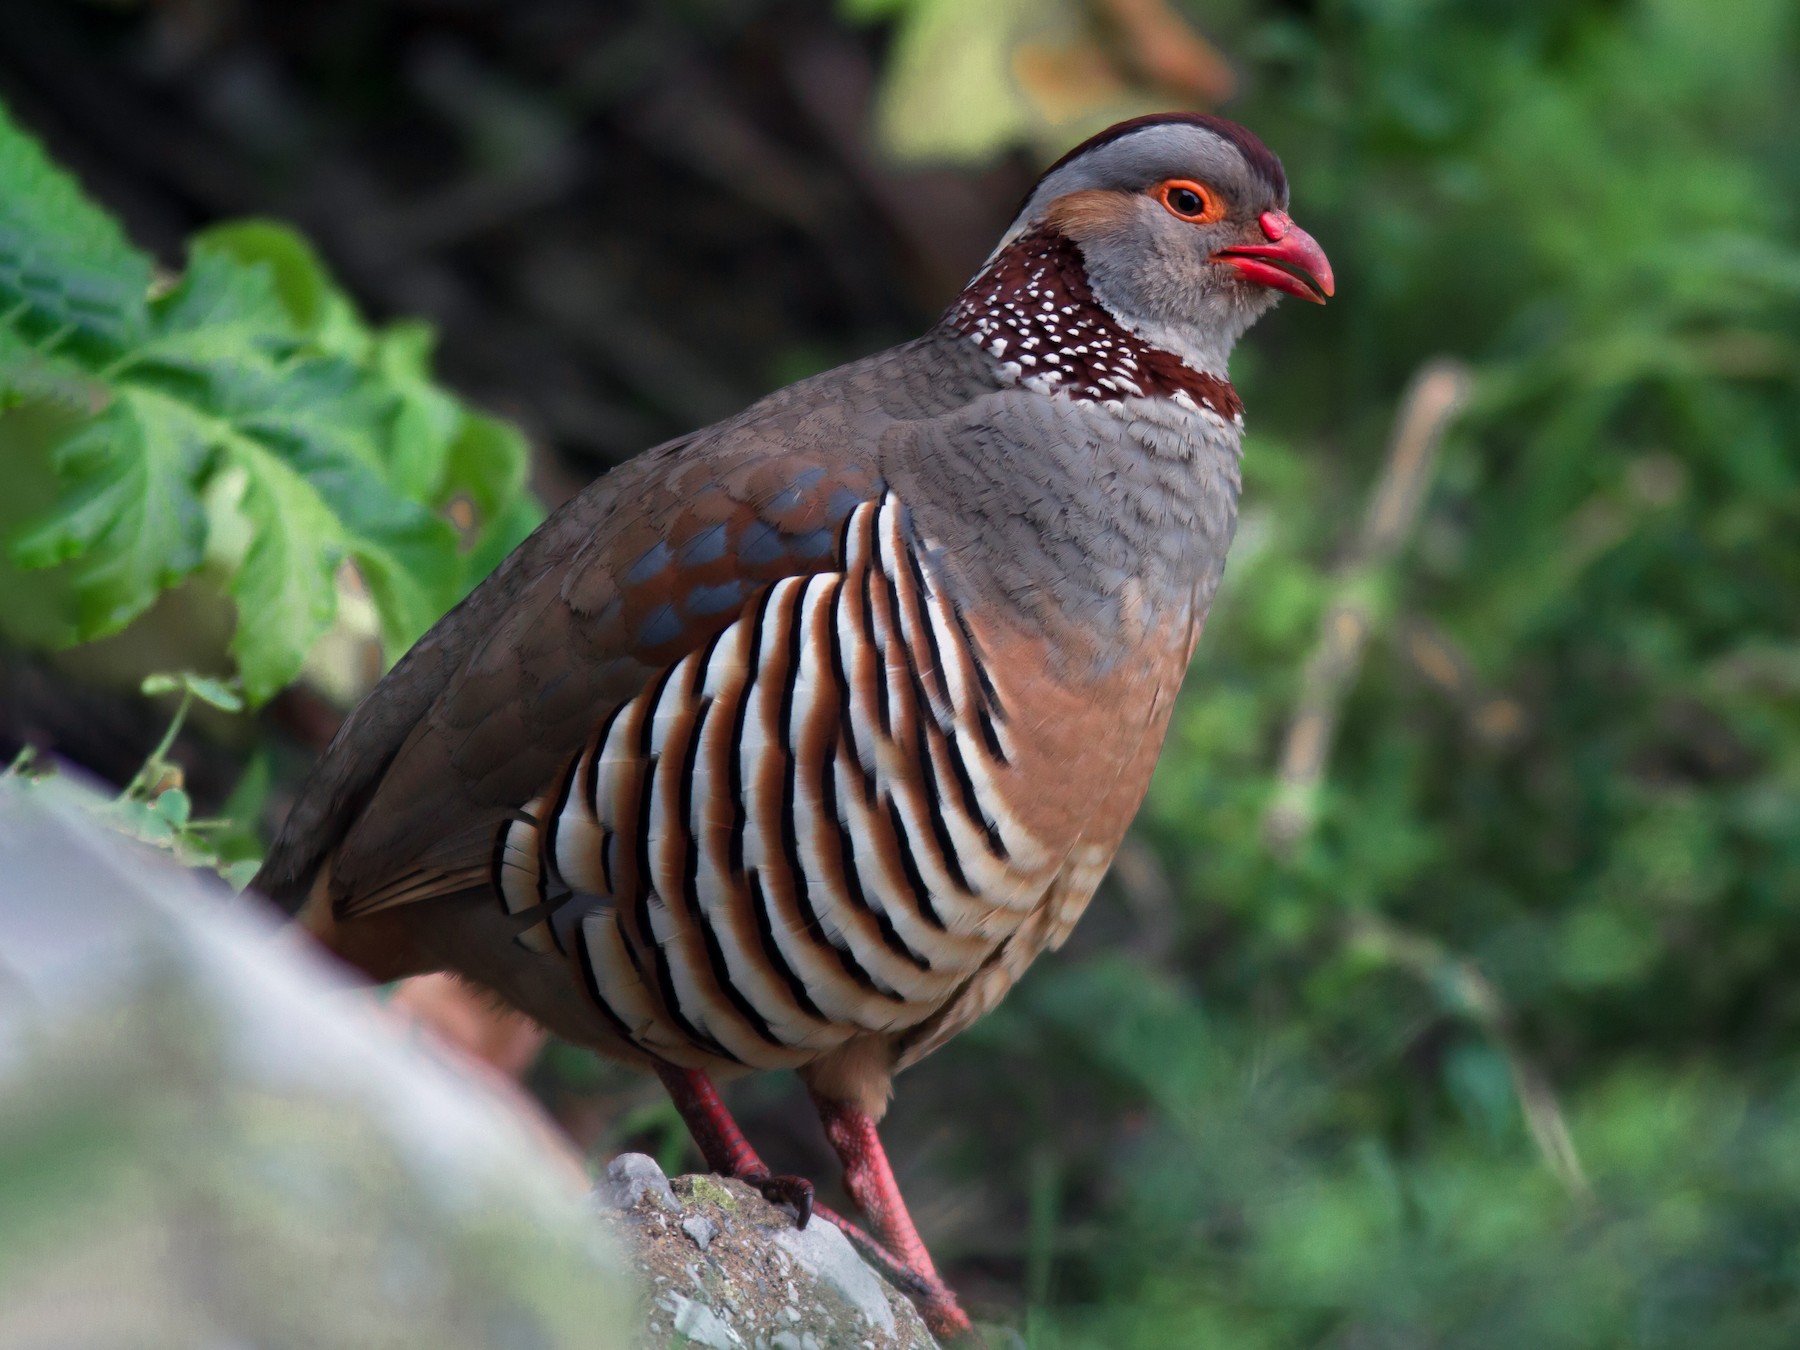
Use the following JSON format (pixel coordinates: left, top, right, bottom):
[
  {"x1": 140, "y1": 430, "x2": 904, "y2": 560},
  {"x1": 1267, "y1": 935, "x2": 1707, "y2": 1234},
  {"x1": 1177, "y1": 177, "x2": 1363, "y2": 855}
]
[{"x1": 255, "y1": 112, "x2": 1331, "y2": 1338}]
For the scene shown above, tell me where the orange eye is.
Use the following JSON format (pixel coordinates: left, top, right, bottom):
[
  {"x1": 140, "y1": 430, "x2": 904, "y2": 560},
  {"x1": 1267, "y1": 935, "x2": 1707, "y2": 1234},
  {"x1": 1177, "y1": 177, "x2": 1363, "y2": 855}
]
[{"x1": 1154, "y1": 178, "x2": 1224, "y2": 224}]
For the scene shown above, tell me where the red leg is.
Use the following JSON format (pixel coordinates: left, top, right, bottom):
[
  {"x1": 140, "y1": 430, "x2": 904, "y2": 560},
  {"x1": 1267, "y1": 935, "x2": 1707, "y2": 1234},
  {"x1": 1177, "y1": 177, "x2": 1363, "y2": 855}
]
[
  {"x1": 811, "y1": 1091, "x2": 974, "y2": 1340},
  {"x1": 656, "y1": 1065, "x2": 816, "y2": 1225}
]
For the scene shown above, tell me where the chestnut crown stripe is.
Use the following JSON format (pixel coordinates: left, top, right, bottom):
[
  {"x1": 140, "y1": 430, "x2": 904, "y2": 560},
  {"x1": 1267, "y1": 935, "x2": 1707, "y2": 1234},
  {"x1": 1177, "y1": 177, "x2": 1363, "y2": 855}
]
[{"x1": 944, "y1": 226, "x2": 1245, "y2": 422}]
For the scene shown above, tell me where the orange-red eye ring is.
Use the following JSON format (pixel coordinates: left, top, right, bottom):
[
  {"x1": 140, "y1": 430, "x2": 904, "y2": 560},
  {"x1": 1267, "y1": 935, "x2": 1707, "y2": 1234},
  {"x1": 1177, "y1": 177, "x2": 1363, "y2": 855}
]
[{"x1": 1154, "y1": 178, "x2": 1225, "y2": 224}]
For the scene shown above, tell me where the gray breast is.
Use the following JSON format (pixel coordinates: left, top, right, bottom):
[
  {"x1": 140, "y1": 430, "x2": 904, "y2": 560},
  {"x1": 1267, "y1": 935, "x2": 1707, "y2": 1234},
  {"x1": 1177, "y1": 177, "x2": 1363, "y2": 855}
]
[{"x1": 891, "y1": 374, "x2": 1245, "y2": 668}]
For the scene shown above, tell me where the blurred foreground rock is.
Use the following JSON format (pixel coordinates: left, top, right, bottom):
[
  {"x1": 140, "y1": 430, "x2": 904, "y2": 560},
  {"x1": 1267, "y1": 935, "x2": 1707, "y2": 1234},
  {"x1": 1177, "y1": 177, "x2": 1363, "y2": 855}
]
[
  {"x1": 0, "y1": 778, "x2": 628, "y2": 1349},
  {"x1": 598, "y1": 1153, "x2": 938, "y2": 1350},
  {"x1": 0, "y1": 777, "x2": 941, "y2": 1350}
]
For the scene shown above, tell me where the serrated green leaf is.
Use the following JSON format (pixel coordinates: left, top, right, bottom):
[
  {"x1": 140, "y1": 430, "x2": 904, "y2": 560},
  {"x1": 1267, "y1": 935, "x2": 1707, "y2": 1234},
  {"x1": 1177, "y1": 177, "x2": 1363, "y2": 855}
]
[
  {"x1": 226, "y1": 440, "x2": 345, "y2": 705},
  {"x1": 2, "y1": 102, "x2": 544, "y2": 707},
  {"x1": 352, "y1": 545, "x2": 450, "y2": 656},
  {"x1": 219, "y1": 353, "x2": 465, "y2": 647},
  {"x1": 0, "y1": 343, "x2": 107, "y2": 412},
  {"x1": 9, "y1": 389, "x2": 211, "y2": 637},
  {"x1": 374, "y1": 321, "x2": 462, "y2": 503},
  {"x1": 458, "y1": 489, "x2": 542, "y2": 595},
  {"x1": 0, "y1": 398, "x2": 91, "y2": 649},
  {"x1": 222, "y1": 351, "x2": 393, "y2": 476},
  {"x1": 442, "y1": 408, "x2": 539, "y2": 597},
  {"x1": 0, "y1": 321, "x2": 29, "y2": 383},
  {"x1": 132, "y1": 243, "x2": 297, "y2": 375},
  {"x1": 0, "y1": 100, "x2": 152, "y2": 356},
  {"x1": 191, "y1": 219, "x2": 372, "y2": 358},
  {"x1": 443, "y1": 408, "x2": 530, "y2": 522}
]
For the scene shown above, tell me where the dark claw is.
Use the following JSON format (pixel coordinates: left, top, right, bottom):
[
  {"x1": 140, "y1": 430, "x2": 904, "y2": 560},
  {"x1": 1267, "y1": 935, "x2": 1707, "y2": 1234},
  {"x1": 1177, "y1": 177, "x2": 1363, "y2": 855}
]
[{"x1": 746, "y1": 1171, "x2": 815, "y2": 1228}]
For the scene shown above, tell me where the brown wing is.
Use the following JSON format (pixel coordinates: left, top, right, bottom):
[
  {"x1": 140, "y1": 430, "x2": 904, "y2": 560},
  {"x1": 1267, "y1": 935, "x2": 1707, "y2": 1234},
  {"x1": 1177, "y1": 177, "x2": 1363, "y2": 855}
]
[
  {"x1": 255, "y1": 429, "x2": 885, "y2": 919},
  {"x1": 257, "y1": 331, "x2": 1023, "y2": 920}
]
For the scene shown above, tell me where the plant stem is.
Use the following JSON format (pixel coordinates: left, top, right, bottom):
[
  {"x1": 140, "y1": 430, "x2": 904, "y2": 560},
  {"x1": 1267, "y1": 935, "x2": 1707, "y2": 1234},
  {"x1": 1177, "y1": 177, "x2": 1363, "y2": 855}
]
[
  {"x1": 123, "y1": 688, "x2": 193, "y2": 801},
  {"x1": 1263, "y1": 359, "x2": 1472, "y2": 853}
]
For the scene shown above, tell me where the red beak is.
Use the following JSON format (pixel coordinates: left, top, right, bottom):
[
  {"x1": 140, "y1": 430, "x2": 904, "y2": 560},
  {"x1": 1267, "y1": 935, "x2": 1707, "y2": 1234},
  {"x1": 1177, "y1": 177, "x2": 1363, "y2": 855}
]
[{"x1": 1212, "y1": 210, "x2": 1334, "y2": 304}]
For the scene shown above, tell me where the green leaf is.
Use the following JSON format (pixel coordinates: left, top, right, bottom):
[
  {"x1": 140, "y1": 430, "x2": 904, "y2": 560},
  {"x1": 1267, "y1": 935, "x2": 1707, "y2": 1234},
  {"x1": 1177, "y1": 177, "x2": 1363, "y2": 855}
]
[
  {"x1": 459, "y1": 490, "x2": 543, "y2": 595},
  {"x1": 0, "y1": 101, "x2": 152, "y2": 357},
  {"x1": 226, "y1": 441, "x2": 346, "y2": 705},
  {"x1": 211, "y1": 750, "x2": 271, "y2": 863},
  {"x1": 222, "y1": 858, "x2": 262, "y2": 891},
  {"x1": 374, "y1": 321, "x2": 462, "y2": 503},
  {"x1": 442, "y1": 409, "x2": 540, "y2": 594},
  {"x1": 179, "y1": 673, "x2": 245, "y2": 713},
  {"x1": 141, "y1": 670, "x2": 244, "y2": 713},
  {"x1": 443, "y1": 408, "x2": 530, "y2": 522},
  {"x1": 137, "y1": 243, "x2": 296, "y2": 370},
  {"x1": 0, "y1": 327, "x2": 99, "y2": 407},
  {"x1": 352, "y1": 532, "x2": 457, "y2": 656},
  {"x1": 150, "y1": 787, "x2": 191, "y2": 829},
  {"x1": 0, "y1": 397, "x2": 93, "y2": 648},
  {"x1": 0, "y1": 98, "x2": 543, "y2": 707},
  {"x1": 110, "y1": 797, "x2": 175, "y2": 846},
  {"x1": 191, "y1": 219, "x2": 372, "y2": 358},
  {"x1": 867, "y1": 0, "x2": 1035, "y2": 164},
  {"x1": 223, "y1": 355, "x2": 465, "y2": 649},
  {"x1": 9, "y1": 389, "x2": 212, "y2": 637}
]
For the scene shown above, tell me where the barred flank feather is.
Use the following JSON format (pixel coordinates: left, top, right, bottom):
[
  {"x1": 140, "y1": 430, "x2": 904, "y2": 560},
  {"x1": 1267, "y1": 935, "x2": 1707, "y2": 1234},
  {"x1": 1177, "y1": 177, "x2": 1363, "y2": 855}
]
[{"x1": 493, "y1": 496, "x2": 1055, "y2": 1070}]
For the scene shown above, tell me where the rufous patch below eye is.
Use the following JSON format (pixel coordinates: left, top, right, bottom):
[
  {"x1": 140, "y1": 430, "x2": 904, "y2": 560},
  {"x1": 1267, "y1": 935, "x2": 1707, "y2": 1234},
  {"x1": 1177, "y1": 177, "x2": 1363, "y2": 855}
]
[{"x1": 1153, "y1": 179, "x2": 1225, "y2": 224}]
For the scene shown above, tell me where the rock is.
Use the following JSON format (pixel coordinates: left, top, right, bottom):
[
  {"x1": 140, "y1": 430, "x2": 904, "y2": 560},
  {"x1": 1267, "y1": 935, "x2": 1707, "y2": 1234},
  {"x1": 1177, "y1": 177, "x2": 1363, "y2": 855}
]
[
  {"x1": 602, "y1": 1157, "x2": 940, "y2": 1350},
  {"x1": 603, "y1": 1151, "x2": 682, "y2": 1214},
  {"x1": 664, "y1": 1292, "x2": 741, "y2": 1348},
  {"x1": 774, "y1": 1218, "x2": 898, "y2": 1337},
  {"x1": 0, "y1": 777, "x2": 633, "y2": 1349}
]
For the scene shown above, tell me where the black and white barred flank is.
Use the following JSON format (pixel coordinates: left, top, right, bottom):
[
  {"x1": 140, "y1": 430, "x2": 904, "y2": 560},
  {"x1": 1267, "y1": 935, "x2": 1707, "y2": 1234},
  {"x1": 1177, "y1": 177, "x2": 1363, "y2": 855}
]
[{"x1": 492, "y1": 495, "x2": 1059, "y2": 1070}]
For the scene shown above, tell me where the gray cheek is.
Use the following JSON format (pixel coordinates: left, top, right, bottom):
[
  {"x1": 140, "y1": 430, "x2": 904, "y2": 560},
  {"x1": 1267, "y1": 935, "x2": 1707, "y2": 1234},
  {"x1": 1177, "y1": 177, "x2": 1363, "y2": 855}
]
[{"x1": 1122, "y1": 220, "x2": 1244, "y2": 327}]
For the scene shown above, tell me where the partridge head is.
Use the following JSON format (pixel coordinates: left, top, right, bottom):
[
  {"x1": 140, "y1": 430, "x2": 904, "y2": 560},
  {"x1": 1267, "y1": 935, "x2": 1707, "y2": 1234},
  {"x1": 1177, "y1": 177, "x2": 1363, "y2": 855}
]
[
  {"x1": 994, "y1": 112, "x2": 1331, "y2": 372},
  {"x1": 255, "y1": 112, "x2": 1330, "y2": 1340}
]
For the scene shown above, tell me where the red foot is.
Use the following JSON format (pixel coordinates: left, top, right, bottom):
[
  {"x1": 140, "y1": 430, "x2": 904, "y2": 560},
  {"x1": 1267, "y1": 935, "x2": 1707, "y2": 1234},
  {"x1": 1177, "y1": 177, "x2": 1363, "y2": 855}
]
[
  {"x1": 654, "y1": 1066, "x2": 973, "y2": 1341},
  {"x1": 746, "y1": 1171, "x2": 814, "y2": 1227}
]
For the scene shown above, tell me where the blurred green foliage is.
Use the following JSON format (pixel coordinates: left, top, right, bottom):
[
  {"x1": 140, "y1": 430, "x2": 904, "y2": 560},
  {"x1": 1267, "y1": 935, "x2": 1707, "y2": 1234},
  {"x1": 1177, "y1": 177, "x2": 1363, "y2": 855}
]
[
  {"x1": 902, "y1": 0, "x2": 1800, "y2": 1343},
  {"x1": 0, "y1": 104, "x2": 540, "y2": 704}
]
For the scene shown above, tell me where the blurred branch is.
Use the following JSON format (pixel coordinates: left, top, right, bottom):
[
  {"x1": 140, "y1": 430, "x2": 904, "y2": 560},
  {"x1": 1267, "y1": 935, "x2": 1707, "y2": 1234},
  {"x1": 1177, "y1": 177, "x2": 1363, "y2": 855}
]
[
  {"x1": 1263, "y1": 359, "x2": 1473, "y2": 853},
  {"x1": 1257, "y1": 360, "x2": 1590, "y2": 1201},
  {"x1": 1094, "y1": 0, "x2": 1235, "y2": 104},
  {"x1": 1396, "y1": 614, "x2": 1532, "y2": 751},
  {"x1": 1346, "y1": 912, "x2": 1591, "y2": 1202}
]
